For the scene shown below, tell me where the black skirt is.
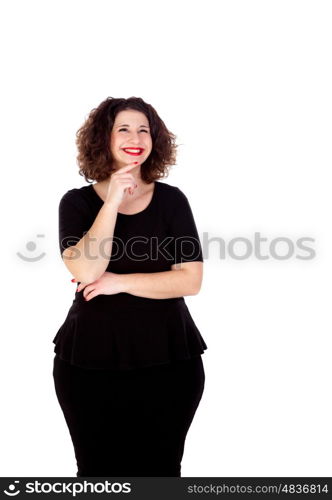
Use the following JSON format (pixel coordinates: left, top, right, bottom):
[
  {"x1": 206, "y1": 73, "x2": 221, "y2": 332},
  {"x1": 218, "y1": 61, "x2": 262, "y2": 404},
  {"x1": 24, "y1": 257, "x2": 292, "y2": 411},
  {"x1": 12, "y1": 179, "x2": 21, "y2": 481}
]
[{"x1": 52, "y1": 354, "x2": 205, "y2": 477}]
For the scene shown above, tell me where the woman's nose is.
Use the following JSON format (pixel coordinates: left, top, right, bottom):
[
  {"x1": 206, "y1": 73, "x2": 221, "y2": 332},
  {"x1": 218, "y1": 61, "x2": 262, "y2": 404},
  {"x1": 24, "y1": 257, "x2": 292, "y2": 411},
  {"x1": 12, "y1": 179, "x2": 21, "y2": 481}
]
[
  {"x1": 128, "y1": 132, "x2": 142, "y2": 142},
  {"x1": 129, "y1": 137, "x2": 140, "y2": 143}
]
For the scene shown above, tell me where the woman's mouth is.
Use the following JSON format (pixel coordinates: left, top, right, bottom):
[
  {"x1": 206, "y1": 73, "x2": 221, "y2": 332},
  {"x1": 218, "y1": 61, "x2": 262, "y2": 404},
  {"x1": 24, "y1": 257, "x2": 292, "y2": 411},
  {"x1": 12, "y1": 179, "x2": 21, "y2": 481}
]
[{"x1": 122, "y1": 148, "x2": 145, "y2": 156}]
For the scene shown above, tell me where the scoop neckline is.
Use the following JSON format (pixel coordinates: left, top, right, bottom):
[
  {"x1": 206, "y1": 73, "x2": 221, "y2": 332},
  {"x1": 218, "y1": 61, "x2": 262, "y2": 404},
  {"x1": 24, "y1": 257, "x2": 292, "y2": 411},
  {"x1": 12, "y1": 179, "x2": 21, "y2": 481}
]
[{"x1": 90, "y1": 181, "x2": 157, "y2": 217}]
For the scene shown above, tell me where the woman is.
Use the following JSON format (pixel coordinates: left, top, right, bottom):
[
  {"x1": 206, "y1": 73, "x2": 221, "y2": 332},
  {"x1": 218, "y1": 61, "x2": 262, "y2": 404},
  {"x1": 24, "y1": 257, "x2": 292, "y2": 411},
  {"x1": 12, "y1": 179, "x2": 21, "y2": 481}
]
[{"x1": 52, "y1": 96, "x2": 208, "y2": 477}]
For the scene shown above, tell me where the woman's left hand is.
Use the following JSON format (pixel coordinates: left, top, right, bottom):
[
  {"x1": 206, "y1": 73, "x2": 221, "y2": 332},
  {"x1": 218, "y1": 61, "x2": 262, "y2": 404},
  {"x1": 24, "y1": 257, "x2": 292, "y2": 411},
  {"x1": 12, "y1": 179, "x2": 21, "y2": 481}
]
[{"x1": 73, "y1": 272, "x2": 125, "y2": 301}]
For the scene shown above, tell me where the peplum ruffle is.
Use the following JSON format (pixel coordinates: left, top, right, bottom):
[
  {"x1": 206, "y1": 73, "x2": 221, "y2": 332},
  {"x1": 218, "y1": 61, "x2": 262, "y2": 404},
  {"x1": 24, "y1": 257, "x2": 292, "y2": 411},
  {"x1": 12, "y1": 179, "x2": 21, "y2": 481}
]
[{"x1": 52, "y1": 295, "x2": 207, "y2": 370}]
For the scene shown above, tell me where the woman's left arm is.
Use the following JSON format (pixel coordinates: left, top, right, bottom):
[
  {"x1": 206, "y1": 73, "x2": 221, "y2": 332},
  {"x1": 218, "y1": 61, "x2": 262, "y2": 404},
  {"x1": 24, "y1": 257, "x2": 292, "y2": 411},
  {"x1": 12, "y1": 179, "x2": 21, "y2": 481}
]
[
  {"x1": 75, "y1": 262, "x2": 203, "y2": 301},
  {"x1": 121, "y1": 261, "x2": 203, "y2": 299}
]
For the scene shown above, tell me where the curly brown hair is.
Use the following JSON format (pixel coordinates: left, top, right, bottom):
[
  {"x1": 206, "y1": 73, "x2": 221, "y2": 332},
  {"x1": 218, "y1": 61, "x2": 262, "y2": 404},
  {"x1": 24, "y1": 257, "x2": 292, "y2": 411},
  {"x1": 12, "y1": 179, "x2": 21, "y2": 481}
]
[{"x1": 76, "y1": 96, "x2": 178, "y2": 184}]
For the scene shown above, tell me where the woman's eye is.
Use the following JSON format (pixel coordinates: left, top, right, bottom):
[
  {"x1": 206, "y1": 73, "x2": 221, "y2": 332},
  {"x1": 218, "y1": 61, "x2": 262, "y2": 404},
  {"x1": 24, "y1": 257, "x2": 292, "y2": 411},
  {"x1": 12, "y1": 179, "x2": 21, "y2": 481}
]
[{"x1": 119, "y1": 128, "x2": 149, "y2": 133}]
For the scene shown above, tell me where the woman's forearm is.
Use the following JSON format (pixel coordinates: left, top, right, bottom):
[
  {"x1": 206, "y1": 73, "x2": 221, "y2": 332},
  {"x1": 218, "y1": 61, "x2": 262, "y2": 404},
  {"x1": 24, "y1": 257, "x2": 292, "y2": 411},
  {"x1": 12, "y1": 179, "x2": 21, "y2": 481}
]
[
  {"x1": 62, "y1": 201, "x2": 118, "y2": 283},
  {"x1": 121, "y1": 269, "x2": 199, "y2": 299}
]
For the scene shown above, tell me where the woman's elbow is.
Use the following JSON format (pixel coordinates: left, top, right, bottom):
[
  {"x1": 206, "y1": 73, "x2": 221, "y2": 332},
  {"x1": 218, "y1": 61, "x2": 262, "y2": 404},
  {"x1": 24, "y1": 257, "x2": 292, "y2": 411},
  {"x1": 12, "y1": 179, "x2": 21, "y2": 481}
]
[
  {"x1": 190, "y1": 282, "x2": 202, "y2": 295},
  {"x1": 187, "y1": 275, "x2": 203, "y2": 295},
  {"x1": 62, "y1": 248, "x2": 95, "y2": 284},
  {"x1": 181, "y1": 267, "x2": 203, "y2": 296}
]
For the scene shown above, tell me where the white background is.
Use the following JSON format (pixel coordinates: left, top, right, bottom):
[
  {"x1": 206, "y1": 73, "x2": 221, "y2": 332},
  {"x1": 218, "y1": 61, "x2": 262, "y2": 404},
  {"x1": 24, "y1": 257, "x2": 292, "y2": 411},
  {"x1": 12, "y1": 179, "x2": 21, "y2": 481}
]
[{"x1": 0, "y1": 0, "x2": 331, "y2": 477}]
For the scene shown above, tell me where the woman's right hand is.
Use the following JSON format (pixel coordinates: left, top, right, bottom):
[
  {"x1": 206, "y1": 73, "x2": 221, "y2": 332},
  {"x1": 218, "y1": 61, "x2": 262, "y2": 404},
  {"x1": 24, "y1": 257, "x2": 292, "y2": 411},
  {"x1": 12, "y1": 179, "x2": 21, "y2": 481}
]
[{"x1": 105, "y1": 162, "x2": 138, "y2": 207}]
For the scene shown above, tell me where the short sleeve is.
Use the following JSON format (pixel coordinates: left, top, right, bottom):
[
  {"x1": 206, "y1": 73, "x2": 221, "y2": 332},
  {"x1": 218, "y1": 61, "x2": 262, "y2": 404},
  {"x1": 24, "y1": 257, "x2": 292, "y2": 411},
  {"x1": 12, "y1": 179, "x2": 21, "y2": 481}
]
[
  {"x1": 168, "y1": 187, "x2": 203, "y2": 264},
  {"x1": 58, "y1": 191, "x2": 92, "y2": 256}
]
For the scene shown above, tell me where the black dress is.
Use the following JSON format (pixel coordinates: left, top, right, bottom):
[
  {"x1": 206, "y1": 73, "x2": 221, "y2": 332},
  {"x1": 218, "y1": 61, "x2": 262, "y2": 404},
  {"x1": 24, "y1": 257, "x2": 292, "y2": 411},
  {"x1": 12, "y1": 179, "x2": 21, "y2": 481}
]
[{"x1": 52, "y1": 180, "x2": 208, "y2": 477}]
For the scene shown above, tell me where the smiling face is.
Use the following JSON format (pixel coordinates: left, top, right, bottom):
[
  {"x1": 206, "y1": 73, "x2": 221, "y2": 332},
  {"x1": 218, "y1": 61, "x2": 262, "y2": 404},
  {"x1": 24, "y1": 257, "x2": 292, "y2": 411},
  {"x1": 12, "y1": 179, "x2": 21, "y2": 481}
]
[{"x1": 110, "y1": 109, "x2": 153, "y2": 171}]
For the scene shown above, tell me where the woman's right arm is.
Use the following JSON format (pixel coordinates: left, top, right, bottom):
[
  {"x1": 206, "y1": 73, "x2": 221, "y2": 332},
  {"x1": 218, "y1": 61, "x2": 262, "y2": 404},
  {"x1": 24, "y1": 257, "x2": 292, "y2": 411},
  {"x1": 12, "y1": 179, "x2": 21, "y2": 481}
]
[
  {"x1": 62, "y1": 162, "x2": 138, "y2": 283},
  {"x1": 62, "y1": 201, "x2": 118, "y2": 283}
]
